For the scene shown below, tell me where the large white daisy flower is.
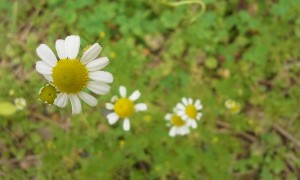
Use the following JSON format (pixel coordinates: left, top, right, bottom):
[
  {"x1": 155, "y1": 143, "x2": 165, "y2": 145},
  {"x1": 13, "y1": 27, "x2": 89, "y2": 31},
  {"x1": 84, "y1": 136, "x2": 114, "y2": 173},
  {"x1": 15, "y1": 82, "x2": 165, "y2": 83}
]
[
  {"x1": 176, "y1": 97, "x2": 203, "y2": 129},
  {"x1": 105, "y1": 86, "x2": 147, "y2": 131},
  {"x1": 35, "y1": 35, "x2": 113, "y2": 114},
  {"x1": 165, "y1": 111, "x2": 190, "y2": 137}
]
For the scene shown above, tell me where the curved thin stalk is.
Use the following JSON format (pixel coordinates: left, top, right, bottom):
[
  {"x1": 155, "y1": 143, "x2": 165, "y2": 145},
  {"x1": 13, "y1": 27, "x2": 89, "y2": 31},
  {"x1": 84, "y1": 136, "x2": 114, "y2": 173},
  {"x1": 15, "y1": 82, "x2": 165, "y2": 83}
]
[{"x1": 161, "y1": 0, "x2": 206, "y2": 23}]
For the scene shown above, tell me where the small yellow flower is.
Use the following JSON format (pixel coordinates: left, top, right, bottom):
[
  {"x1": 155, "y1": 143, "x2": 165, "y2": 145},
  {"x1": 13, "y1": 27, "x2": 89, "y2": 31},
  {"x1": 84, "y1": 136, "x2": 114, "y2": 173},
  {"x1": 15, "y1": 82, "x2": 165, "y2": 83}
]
[
  {"x1": 225, "y1": 99, "x2": 241, "y2": 114},
  {"x1": 143, "y1": 115, "x2": 152, "y2": 122},
  {"x1": 119, "y1": 140, "x2": 125, "y2": 148},
  {"x1": 14, "y1": 98, "x2": 26, "y2": 110},
  {"x1": 165, "y1": 111, "x2": 190, "y2": 137},
  {"x1": 176, "y1": 97, "x2": 203, "y2": 129},
  {"x1": 110, "y1": 52, "x2": 116, "y2": 59},
  {"x1": 99, "y1": 31, "x2": 106, "y2": 39},
  {"x1": 105, "y1": 86, "x2": 147, "y2": 131}
]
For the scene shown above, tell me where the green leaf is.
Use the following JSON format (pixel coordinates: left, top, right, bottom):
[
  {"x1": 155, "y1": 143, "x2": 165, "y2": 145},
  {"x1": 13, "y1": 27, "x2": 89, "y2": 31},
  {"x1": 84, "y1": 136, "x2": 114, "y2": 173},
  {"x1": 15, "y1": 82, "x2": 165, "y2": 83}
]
[{"x1": 0, "y1": 101, "x2": 17, "y2": 116}]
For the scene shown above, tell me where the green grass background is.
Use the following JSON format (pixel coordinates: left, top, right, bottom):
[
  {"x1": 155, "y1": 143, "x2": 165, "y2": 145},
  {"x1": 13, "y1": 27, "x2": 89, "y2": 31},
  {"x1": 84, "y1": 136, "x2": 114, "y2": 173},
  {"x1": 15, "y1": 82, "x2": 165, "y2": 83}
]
[{"x1": 0, "y1": 0, "x2": 300, "y2": 179}]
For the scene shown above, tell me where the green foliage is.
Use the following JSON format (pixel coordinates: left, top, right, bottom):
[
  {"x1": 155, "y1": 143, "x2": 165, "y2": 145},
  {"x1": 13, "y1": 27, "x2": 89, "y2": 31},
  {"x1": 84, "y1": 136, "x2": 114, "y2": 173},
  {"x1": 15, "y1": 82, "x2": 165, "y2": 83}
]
[
  {"x1": 0, "y1": 102, "x2": 17, "y2": 116},
  {"x1": 0, "y1": 0, "x2": 299, "y2": 179}
]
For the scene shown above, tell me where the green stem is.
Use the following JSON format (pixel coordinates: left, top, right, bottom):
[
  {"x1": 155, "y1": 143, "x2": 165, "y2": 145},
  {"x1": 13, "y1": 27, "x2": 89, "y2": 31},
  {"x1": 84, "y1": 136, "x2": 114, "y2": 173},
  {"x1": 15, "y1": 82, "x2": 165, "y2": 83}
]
[
  {"x1": 161, "y1": 0, "x2": 206, "y2": 23},
  {"x1": 80, "y1": 33, "x2": 91, "y2": 44},
  {"x1": 12, "y1": 1, "x2": 18, "y2": 33}
]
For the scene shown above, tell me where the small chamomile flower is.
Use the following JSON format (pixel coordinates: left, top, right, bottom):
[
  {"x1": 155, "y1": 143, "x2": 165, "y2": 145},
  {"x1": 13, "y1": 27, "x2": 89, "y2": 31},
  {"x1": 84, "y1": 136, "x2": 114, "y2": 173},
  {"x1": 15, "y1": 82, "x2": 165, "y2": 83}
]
[
  {"x1": 14, "y1": 98, "x2": 26, "y2": 110},
  {"x1": 165, "y1": 111, "x2": 190, "y2": 137},
  {"x1": 105, "y1": 86, "x2": 147, "y2": 131},
  {"x1": 39, "y1": 84, "x2": 58, "y2": 104},
  {"x1": 225, "y1": 99, "x2": 240, "y2": 114},
  {"x1": 35, "y1": 35, "x2": 113, "y2": 114},
  {"x1": 176, "y1": 97, "x2": 203, "y2": 129}
]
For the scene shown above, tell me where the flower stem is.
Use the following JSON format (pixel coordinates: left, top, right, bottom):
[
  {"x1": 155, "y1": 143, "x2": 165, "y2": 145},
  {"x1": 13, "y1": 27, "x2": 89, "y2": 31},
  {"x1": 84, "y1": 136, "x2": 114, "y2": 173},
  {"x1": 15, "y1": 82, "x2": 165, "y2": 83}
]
[{"x1": 161, "y1": 0, "x2": 206, "y2": 23}]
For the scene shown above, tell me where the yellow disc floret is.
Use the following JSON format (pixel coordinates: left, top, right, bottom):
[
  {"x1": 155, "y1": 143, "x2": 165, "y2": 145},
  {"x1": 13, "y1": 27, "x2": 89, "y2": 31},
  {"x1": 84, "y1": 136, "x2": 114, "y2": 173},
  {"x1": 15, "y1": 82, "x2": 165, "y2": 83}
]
[
  {"x1": 185, "y1": 105, "x2": 197, "y2": 119},
  {"x1": 52, "y1": 59, "x2": 88, "y2": 94},
  {"x1": 114, "y1": 98, "x2": 134, "y2": 118},
  {"x1": 39, "y1": 84, "x2": 58, "y2": 104},
  {"x1": 171, "y1": 115, "x2": 185, "y2": 127},
  {"x1": 230, "y1": 103, "x2": 240, "y2": 114}
]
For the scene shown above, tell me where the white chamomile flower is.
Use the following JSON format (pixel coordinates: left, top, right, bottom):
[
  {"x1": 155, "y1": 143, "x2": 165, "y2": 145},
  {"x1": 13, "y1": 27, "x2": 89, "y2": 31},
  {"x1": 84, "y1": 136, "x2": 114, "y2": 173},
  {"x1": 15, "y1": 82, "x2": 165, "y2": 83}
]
[
  {"x1": 14, "y1": 98, "x2": 26, "y2": 110},
  {"x1": 165, "y1": 111, "x2": 190, "y2": 137},
  {"x1": 176, "y1": 97, "x2": 203, "y2": 129},
  {"x1": 105, "y1": 86, "x2": 147, "y2": 131},
  {"x1": 35, "y1": 35, "x2": 113, "y2": 114},
  {"x1": 225, "y1": 99, "x2": 240, "y2": 114}
]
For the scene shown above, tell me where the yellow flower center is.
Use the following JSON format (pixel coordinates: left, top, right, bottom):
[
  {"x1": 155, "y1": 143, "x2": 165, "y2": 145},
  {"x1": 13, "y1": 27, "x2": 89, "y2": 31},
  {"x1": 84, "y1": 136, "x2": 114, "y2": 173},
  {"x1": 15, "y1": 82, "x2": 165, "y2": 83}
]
[
  {"x1": 185, "y1": 105, "x2": 197, "y2": 119},
  {"x1": 39, "y1": 84, "x2": 57, "y2": 104},
  {"x1": 230, "y1": 103, "x2": 240, "y2": 114},
  {"x1": 114, "y1": 98, "x2": 134, "y2": 118},
  {"x1": 171, "y1": 115, "x2": 185, "y2": 127},
  {"x1": 52, "y1": 59, "x2": 88, "y2": 94},
  {"x1": 17, "y1": 101, "x2": 24, "y2": 106},
  {"x1": 225, "y1": 99, "x2": 235, "y2": 109}
]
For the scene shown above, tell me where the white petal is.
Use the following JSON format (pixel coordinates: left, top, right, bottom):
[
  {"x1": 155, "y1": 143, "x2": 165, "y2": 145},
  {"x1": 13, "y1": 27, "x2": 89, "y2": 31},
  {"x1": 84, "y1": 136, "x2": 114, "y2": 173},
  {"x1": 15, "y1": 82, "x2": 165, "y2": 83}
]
[
  {"x1": 105, "y1": 103, "x2": 114, "y2": 110},
  {"x1": 190, "y1": 120, "x2": 197, "y2": 129},
  {"x1": 178, "y1": 128, "x2": 185, "y2": 135},
  {"x1": 182, "y1": 127, "x2": 190, "y2": 135},
  {"x1": 182, "y1": 97, "x2": 188, "y2": 105},
  {"x1": 81, "y1": 43, "x2": 102, "y2": 64},
  {"x1": 111, "y1": 95, "x2": 118, "y2": 103},
  {"x1": 188, "y1": 98, "x2": 193, "y2": 104},
  {"x1": 55, "y1": 39, "x2": 66, "y2": 59},
  {"x1": 54, "y1": 93, "x2": 68, "y2": 108},
  {"x1": 86, "y1": 57, "x2": 109, "y2": 71},
  {"x1": 36, "y1": 61, "x2": 52, "y2": 75},
  {"x1": 196, "y1": 113, "x2": 202, "y2": 120},
  {"x1": 87, "y1": 81, "x2": 110, "y2": 95},
  {"x1": 182, "y1": 114, "x2": 188, "y2": 121},
  {"x1": 119, "y1": 86, "x2": 126, "y2": 97},
  {"x1": 60, "y1": 94, "x2": 68, "y2": 108},
  {"x1": 177, "y1": 110, "x2": 185, "y2": 116},
  {"x1": 107, "y1": 112, "x2": 119, "y2": 125},
  {"x1": 43, "y1": 74, "x2": 53, "y2": 82},
  {"x1": 169, "y1": 127, "x2": 177, "y2": 137},
  {"x1": 78, "y1": 91, "x2": 98, "y2": 106},
  {"x1": 176, "y1": 103, "x2": 185, "y2": 110},
  {"x1": 123, "y1": 118, "x2": 130, "y2": 131},
  {"x1": 36, "y1": 44, "x2": 57, "y2": 67},
  {"x1": 65, "y1": 35, "x2": 80, "y2": 59},
  {"x1": 69, "y1": 95, "x2": 82, "y2": 115},
  {"x1": 196, "y1": 104, "x2": 203, "y2": 110},
  {"x1": 173, "y1": 107, "x2": 179, "y2": 112},
  {"x1": 135, "y1": 103, "x2": 147, "y2": 111},
  {"x1": 129, "y1": 90, "x2": 141, "y2": 101},
  {"x1": 88, "y1": 71, "x2": 113, "y2": 83},
  {"x1": 165, "y1": 113, "x2": 172, "y2": 120},
  {"x1": 195, "y1": 99, "x2": 201, "y2": 107},
  {"x1": 175, "y1": 128, "x2": 182, "y2": 135}
]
